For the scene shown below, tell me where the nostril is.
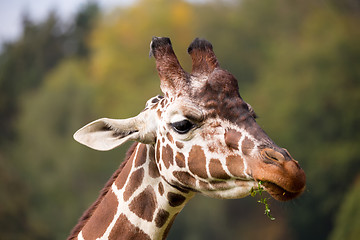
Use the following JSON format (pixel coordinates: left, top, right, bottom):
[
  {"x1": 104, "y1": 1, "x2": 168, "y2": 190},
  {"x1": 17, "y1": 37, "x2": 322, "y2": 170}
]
[
  {"x1": 262, "y1": 148, "x2": 286, "y2": 163},
  {"x1": 265, "y1": 151, "x2": 279, "y2": 161}
]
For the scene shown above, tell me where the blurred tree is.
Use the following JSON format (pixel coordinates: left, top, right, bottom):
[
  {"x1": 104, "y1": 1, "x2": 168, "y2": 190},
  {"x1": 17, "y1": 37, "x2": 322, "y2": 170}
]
[
  {"x1": 0, "y1": 12, "x2": 65, "y2": 144},
  {"x1": 0, "y1": 2, "x2": 99, "y2": 145},
  {"x1": 0, "y1": 3, "x2": 101, "y2": 239},
  {"x1": 89, "y1": 0, "x2": 196, "y2": 117},
  {"x1": 64, "y1": 2, "x2": 100, "y2": 57},
  {"x1": 0, "y1": 155, "x2": 45, "y2": 240},
  {"x1": 13, "y1": 59, "x2": 114, "y2": 239},
  {"x1": 329, "y1": 176, "x2": 360, "y2": 240}
]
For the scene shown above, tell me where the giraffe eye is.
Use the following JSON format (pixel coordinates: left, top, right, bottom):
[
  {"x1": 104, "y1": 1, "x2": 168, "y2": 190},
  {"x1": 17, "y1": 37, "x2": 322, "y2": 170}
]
[{"x1": 171, "y1": 119, "x2": 194, "y2": 134}]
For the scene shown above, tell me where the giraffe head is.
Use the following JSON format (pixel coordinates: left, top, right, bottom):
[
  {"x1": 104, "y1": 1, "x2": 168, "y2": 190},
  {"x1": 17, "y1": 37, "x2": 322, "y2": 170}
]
[{"x1": 74, "y1": 37, "x2": 305, "y2": 201}]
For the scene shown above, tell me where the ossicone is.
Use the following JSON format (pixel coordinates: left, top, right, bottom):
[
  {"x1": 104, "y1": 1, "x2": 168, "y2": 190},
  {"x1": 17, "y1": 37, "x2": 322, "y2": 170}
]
[{"x1": 187, "y1": 38, "x2": 219, "y2": 75}]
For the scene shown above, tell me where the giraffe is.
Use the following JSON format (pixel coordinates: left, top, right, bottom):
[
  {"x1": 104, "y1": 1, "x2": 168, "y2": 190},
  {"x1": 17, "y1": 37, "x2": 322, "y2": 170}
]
[{"x1": 68, "y1": 37, "x2": 306, "y2": 240}]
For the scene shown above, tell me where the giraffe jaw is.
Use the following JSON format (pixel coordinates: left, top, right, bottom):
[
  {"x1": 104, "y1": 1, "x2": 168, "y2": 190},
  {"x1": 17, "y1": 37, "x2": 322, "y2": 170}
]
[
  {"x1": 259, "y1": 181, "x2": 306, "y2": 201},
  {"x1": 200, "y1": 179, "x2": 305, "y2": 201},
  {"x1": 200, "y1": 180, "x2": 259, "y2": 199}
]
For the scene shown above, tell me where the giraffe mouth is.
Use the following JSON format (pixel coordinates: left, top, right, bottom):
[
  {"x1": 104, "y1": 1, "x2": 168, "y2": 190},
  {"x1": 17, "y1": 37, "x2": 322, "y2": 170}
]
[
  {"x1": 248, "y1": 148, "x2": 306, "y2": 201},
  {"x1": 259, "y1": 181, "x2": 305, "y2": 201}
]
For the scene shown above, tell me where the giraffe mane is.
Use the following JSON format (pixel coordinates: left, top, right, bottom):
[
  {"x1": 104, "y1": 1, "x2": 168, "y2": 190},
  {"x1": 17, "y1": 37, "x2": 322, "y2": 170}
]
[{"x1": 67, "y1": 142, "x2": 139, "y2": 240}]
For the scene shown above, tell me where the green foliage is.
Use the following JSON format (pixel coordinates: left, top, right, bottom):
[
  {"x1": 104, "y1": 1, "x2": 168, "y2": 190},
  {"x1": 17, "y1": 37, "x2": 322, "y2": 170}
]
[
  {"x1": 0, "y1": 12, "x2": 65, "y2": 143},
  {"x1": 250, "y1": 181, "x2": 275, "y2": 221}
]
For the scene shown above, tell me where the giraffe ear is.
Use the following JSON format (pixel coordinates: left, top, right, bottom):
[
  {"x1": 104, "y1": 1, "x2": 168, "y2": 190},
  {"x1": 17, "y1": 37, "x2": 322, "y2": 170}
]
[
  {"x1": 73, "y1": 117, "x2": 141, "y2": 151},
  {"x1": 74, "y1": 110, "x2": 157, "y2": 151}
]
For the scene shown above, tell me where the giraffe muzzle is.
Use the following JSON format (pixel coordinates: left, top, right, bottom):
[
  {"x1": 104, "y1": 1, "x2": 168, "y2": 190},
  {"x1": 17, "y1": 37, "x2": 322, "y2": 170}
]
[{"x1": 250, "y1": 148, "x2": 306, "y2": 201}]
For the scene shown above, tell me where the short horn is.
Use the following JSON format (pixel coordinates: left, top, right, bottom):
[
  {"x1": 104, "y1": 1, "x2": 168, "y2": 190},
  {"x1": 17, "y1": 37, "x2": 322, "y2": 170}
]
[
  {"x1": 187, "y1": 38, "x2": 219, "y2": 75},
  {"x1": 150, "y1": 37, "x2": 189, "y2": 97}
]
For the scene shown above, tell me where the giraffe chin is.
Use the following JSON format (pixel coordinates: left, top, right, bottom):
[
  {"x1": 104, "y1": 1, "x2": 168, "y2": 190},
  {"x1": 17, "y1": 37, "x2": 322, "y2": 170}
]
[
  {"x1": 200, "y1": 180, "x2": 259, "y2": 200},
  {"x1": 261, "y1": 181, "x2": 305, "y2": 201}
]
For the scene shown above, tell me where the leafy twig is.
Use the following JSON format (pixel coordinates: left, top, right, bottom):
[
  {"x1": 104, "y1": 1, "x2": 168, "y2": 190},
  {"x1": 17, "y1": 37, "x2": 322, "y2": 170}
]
[{"x1": 250, "y1": 181, "x2": 275, "y2": 221}]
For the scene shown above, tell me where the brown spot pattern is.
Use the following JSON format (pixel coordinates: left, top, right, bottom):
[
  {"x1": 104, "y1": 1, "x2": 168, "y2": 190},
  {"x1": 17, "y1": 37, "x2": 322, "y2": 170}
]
[
  {"x1": 175, "y1": 152, "x2": 186, "y2": 168},
  {"x1": 173, "y1": 171, "x2": 196, "y2": 187},
  {"x1": 149, "y1": 159, "x2": 160, "y2": 178},
  {"x1": 226, "y1": 154, "x2": 245, "y2": 177},
  {"x1": 188, "y1": 145, "x2": 208, "y2": 179},
  {"x1": 225, "y1": 129, "x2": 242, "y2": 150},
  {"x1": 135, "y1": 144, "x2": 147, "y2": 167},
  {"x1": 166, "y1": 132, "x2": 174, "y2": 143},
  {"x1": 162, "y1": 144, "x2": 174, "y2": 169},
  {"x1": 209, "y1": 158, "x2": 231, "y2": 180},
  {"x1": 199, "y1": 180, "x2": 210, "y2": 190},
  {"x1": 129, "y1": 186, "x2": 157, "y2": 222},
  {"x1": 149, "y1": 146, "x2": 156, "y2": 161},
  {"x1": 156, "y1": 139, "x2": 161, "y2": 163},
  {"x1": 167, "y1": 192, "x2": 186, "y2": 207},
  {"x1": 123, "y1": 168, "x2": 144, "y2": 201},
  {"x1": 115, "y1": 155, "x2": 134, "y2": 189},
  {"x1": 175, "y1": 141, "x2": 184, "y2": 149},
  {"x1": 241, "y1": 136, "x2": 254, "y2": 156},
  {"x1": 158, "y1": 182, "x2": 164, "y2": 196},
  {"x1": 155, "y1": 209, "x2": 170, "y2": 228},
  {"x1": 210, "y1": 180, "x2": 230, "y2": 190},
  {"x1": 82, "y1": 190, "x2": 118, "y2": 239},
  {"x1": 109, "y1": 214, "x2": 151, "y2": 240}
]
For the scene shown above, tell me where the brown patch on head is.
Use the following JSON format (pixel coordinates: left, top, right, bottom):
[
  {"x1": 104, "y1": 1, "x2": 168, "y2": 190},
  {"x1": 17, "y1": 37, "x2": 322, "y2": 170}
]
[
  {"x1": 123, "y1": 168, "x2": 144, "y2": 201},
  {"x1": 82, "y1": 190, "x2": 118, "y2": 239},
  {"x1": 129, "y1": 186, "x2": 157, "y2": 222},
  {"x1": 166, "y1": 132, "x2": 174, "y2": 143},
  {"x1": 155, "y1": 209, "x2": 170, "y2": 228},
  {"x1": 175, "y1": 141, "x2": 184, "y2": 149},
  {"x1": 167, "y1": 192, "x2": 186, "y2": 207},
  {"x1": 209, "y1": 158, "x2": 231, "y2": 180},
  {"x1": 160, "y1": 100, "x2": 165, "y2": 108},
  {"x1": 225, "y1": 129, "x2": 242, "y2": 150},
  {"x1": 190, "y1": 67, "x2": 255, "y2": 127},
  {"x1": 188, "y1": 145, "x2": 208, "y2": 179},
  {"x1": 163, "y1": 98, "x2": 168, "y2": 106},
  {"x1": 226, "y1": 154, "x2": 245, "y2": 177},
  {"x1": 157, "y1": 109, "x2": 162, "y2": 118},
  {"x1": 241, "y1": 136, "x2": 254, "y2": 156},
  {"x1": 208, "y1": 139, "x2": 226, "y2": 154},
  {"x1": 162, "y1": 144, "x2": 174, "y2": 169},
  {"x1": 175, "y1": 152, "x2": 186, "y2": 168},
  {"x1": 207, "y1": 142, "x2": 218, "y2": 152},
  {"x1": 173, "y1": 171, "x2": 196, "y2": 188},
  {"x1": 109, "y1": 214, "x2": 151, "y2": 240}
]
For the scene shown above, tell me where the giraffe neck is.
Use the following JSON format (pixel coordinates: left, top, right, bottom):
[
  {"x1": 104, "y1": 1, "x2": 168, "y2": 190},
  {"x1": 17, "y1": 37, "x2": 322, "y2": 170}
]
[{"x1": 71, "y1": 143, "x2": 195, "y2": 240}]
